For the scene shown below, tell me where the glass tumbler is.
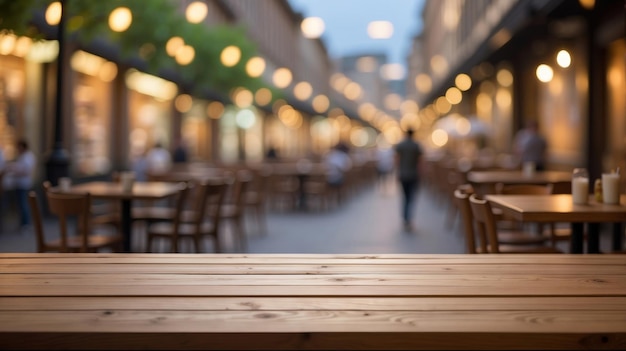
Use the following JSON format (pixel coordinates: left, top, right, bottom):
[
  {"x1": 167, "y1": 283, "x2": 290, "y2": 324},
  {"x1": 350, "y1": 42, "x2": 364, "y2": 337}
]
[{"x1": 571, "y1": 168, "x2": 589, "y2": 204}]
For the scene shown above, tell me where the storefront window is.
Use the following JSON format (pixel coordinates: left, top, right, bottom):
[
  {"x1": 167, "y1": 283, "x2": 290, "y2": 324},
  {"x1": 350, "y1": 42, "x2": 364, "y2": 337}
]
[
  {"x1": 125, "y1": 70, "x2": 176, "y2": 161},
  {"x1": 181, "y1": 99, "x2": 210, "y2": 161},
  {"x1": 0, "y1": 55, "x2": 25, "y2": 160}
]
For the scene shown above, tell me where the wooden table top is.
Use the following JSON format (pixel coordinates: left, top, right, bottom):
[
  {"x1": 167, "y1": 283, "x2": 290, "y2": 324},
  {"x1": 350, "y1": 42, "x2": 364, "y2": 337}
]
[
  {"x1": 486, "y1": 194, "x2": 626, "y2": 222},
  {"x1": 1, "y1": 253, "x2": 625, "y2": 350},
  {"x1": 63, "y1": 181, "x2": 182, "y2": 201},
  {"x1": 467, "y1": 170, "x2": 572, "y2": 184}
]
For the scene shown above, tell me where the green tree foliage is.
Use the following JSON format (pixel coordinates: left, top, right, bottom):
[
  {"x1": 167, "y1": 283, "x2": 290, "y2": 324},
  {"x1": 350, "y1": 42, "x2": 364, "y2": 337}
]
[{"x1": 0, "y1": 0, "x2": 278, "y2": 99}]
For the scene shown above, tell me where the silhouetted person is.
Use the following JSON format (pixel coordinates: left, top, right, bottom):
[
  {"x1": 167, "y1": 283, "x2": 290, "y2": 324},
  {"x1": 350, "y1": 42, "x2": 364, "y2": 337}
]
[
  {"x1": 146, "y1": 141, "x2": 172, "y2": 175},
  {"x1": 3, "y1": 139, "x2": 35, "y2": 231},
  {"x1": 172, "y1": 137, "x2": 189, "y2": 164},
  {"x1": 394, "y1": 129, "x2": 423, "y2": 231},
  {"x1": 514, "y1": 120, "x2": 547, "y2": 171}
]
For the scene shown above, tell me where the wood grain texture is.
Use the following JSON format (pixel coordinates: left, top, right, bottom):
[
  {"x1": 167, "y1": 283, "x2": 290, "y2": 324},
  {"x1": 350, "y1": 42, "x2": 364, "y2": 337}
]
[{"x1": 1, "y1": 253, "x2": 625, "y2": 350}]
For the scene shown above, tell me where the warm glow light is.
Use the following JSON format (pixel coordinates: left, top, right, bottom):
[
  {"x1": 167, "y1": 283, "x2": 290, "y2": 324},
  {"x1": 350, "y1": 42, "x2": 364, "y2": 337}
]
[
  {"x1": 556, "y1": 50, "x2": 571, "y2": 68},
  {"x1": 442, "y1": 4, "x2": 459, "y2": 30},
  {"x1": 255, "y1": 88, "x2": 272, "y2": 106},
  {"x1": 455, "y1": 118, "x2": 471, "y2": 136},
  {"x1": 496, "y1": 69, "x2": 513, "y2": 87},
  {"x1": 166, "y1": 36, "x2": 184, "y2": 57},
  {"x1": 175, "y1": 94, "x2": 193, "y2": 113},
  {"x1": 221, "y1": 45, "x2": 241, "y2": 67},
  {"x1": 496, "y1": 88, "x2": 512, "y2": 108},
  {"x1": 579, "y1": 0, "x2": 595, "y2": 10},
  {"x1": 312, "y1": 95, "x2": 329, "y2": 113},
  {"x1": 415, "y1": 73, "x2": 432, "y2": 94},
  {"x1": 45, "y1": 1, "x2": 62, "y2": 25},
  {"x1": 343, "y1": 82, "x2": 362, "y2": 100},
  {"x1": 109, "y1": 7, "x2": 132, "y2": 32},
  {"x1": 536, "y1": 64, "x2": 554, "y2": 83},
  {"x1": 430, "y1": 55, "x2": 448, "y2": 76},
  {"x1": 125, "y1": 69, "x2": 177, "y2": 100},
  {"x1": 185, "y1": 1, "x2": 208, "y2": 23},
  {"x1": 245, "y1": 56, "x2": 265, "y2": 77},
  {"x1": 301, "y1": 17, "x2": 325, "y2": 38},
  {"x1": 272, "y1": 67, "x2": 292, "y2": 88},
  {"x1": 175, "y1": 45, "x2": 195, "y2": 65},
  {"x1": 431, "y1": 129, "x2": 449, "y2": 147},
  {"x1": 233, "y1": 88, "x2": 254, "y2": 108},
  {"x1": 330, "y1": 73, "x2": 349, "y2": 91},
  {"x1": 435, "y1": 96, "x2": 451, "y2": 114},
  {"x1": 71, "y1": 50, "x2": 111, "y2": 77},
  {"x1": 445, "y1": 87, "x2": 462, "y2": 105},
  {"x1": 0, "y1": 34, "x2": 16, "y2": 55},
  {"x1": 294, "y1": 81, "x2": 313, "y2": 101},
  {"x1": 99, "y1": 61, "x2": 118, "y2": 82},
  {"x1": 384, "y1": 94, "x2": 402, "y2": 111},
  {"x1": 26, "y1": 39, "x2": 58, "y2": 63},
  {"x1": 207, "y1": 101, "x2": 225, "y2": 119},
  {"x1": 455, "y1": 73, "x2": 472, "y2": 91},
  {"x1": 13, "y1": 36, "x2": 32, "y2": 57},
  {"x1": 367, "y1": 21, "x2": 393, "y2": 39}
]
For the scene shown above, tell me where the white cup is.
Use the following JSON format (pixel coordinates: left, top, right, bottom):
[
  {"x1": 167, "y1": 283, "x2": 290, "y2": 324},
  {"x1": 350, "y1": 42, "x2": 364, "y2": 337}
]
[
  {"x1": 602, "y1": 173, "x2": 620, "y2": 204},
  {"x1": 120, "y1": 172, "x2": 135, "y2": 192},
  {"x1": 522, "y1": 162, "x2": 535, "y2": 177},
  {"x1": 59, "y1": 177, "x2": 72, "y2": 192},
  {"x1": 571, "y1": 168, "x2": 589, "y2": 205}
]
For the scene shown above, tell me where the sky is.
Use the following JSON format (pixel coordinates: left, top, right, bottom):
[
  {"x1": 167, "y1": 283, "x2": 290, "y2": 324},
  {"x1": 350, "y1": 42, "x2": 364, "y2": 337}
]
[{"x1": 288, "y1": 0, "x2": 425, "y2": 69}]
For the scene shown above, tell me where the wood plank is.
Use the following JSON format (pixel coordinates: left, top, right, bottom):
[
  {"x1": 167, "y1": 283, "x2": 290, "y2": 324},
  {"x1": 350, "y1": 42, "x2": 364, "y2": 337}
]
[
  {"x1": 2, "y1": 253, "x2": 625, "y2": 265},
  {"x1": 3, "y1": 281, "x2": 625, "y2": 297},
  {"x1": 4, "y1": 263, "x2": 626, "y2": 275},
  {"x1": 1, "y1": 310, "x2": 625, "y2": 334},
  {"x1": 2, "y1": 296, "x2": 625, "y2": 311},
  {"x1": 5, "y1": 273, "x2": 626, "y2": 287},
  {"x1": 3, "y1": 331, "x2": 625, "y2": 350}
]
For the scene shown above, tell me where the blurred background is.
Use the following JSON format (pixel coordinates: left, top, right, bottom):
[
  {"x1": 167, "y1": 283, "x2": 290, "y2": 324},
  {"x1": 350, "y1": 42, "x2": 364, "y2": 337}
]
[{"x1": 0, "y1": 0, "x2": 622, "y2": 185}]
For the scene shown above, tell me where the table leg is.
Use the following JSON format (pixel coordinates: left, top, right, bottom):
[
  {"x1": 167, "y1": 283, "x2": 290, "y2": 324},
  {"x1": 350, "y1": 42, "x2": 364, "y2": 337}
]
[
  {"x1": 570, "y1": 223, "x2": 584, "y2": 254},
  {"x1": 121, "y1": 199, "x2": 132, "y2": 253},
  {"x1": 612, "y1": 223, "x2": 624, "y2": 252},
  {"x1": 587, "y1": 223, "x2": 600, "y2": 254}
]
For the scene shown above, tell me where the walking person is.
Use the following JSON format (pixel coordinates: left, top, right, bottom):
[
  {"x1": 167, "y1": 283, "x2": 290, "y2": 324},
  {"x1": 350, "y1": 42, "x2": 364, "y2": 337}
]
[
  {"x1": 3, "y1": 139, "x2": 36, "y2": 232},
  {"x1": 513, "y1": 120, "x2": 547, "y2": 171},
  {"x1": 394, "y1": 128, "x2": 424, "y2": 231}
]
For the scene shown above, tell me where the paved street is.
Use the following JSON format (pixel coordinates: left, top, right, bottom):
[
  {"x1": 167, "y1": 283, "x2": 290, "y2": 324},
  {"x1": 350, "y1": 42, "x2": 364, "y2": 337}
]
[{"x1": 0, "y1": 179, "x2": 468, "y2": 254}]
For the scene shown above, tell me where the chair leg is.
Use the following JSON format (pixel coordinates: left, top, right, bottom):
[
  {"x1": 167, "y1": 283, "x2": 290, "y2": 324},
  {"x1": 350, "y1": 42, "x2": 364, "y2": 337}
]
[{"x1": 235, "y1": 217, "x2": 246, "y2": 252}]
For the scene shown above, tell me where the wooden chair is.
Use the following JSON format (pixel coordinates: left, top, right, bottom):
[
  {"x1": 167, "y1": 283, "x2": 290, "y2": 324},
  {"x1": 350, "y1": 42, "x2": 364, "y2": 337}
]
[
  {"x1": 547, "y1": 181, "x2": 574, "y2": 247},
  {"x1": 145, "y1": 182, "x2": 189, "y2": 253},
  {"x1": 29, "y1": 191, "x2": 123, "y2": 253},
  {"x1": 267, "y1": 168, "x2": 299, "y2": 211},
  {"x1": 243, "y1": 165, "x2": 271, "y2": 235},
  {"x1": 453, "y1": 188, "x2": 478, "y2": 254},
  {"x1": 468, "y1": 194, "x2": 561, "y2": 254},
  {"x1": 219, "y1": 170, "x2": 252, "y2": 252},
  {"x1": 495, "y1": 183, "x2": 565, "y2": 245},
  {"x1": 147, "y1": 181, "x2": 228, "y2": 253}
]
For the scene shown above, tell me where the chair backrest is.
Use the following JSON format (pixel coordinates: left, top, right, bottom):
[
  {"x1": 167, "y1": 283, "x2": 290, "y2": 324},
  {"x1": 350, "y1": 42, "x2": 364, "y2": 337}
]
[
  {"x1": 453, "y1": 189, "x2": 477, "y2": 254},
  {"x1": 197, "y1": 181, "x2": 228, "y2": 235},
  {"x1": 45, "y1": 191, "x2": 92, "y2": 252},
  {"x1": 166, "y1": 182, "x2": 190, "y2": 252},
  {"x1": 27, "y1": 191, "x2": 46, "y2": 253},
  {"x1": 468, "y1": 194, "x2": 500, "y2": 253},
  {"x1": 496, "y1": 183, "x2": 553, "y2": 195},
  {"x1": 229, "y1": 170, "x2": 252, "y2": 215}
]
